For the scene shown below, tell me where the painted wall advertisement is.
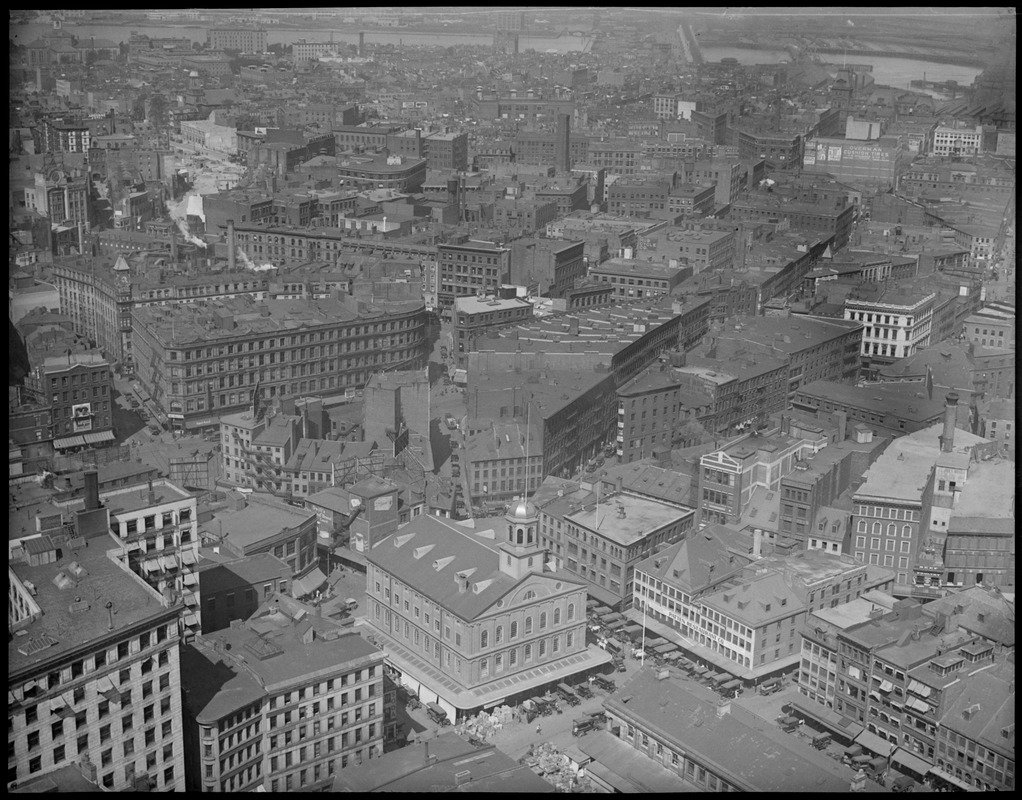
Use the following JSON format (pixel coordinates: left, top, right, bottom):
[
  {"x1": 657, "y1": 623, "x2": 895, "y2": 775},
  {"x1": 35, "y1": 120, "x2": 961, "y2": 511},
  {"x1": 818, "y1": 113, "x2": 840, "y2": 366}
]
[{"x1": 72, "y1": 402, "x2": 93, "y2": 433}]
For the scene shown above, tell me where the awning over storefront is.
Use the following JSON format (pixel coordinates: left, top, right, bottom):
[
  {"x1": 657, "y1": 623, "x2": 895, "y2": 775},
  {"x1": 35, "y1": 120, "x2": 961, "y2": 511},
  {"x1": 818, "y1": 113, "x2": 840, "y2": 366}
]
[
  {"x1": 183, "y1": 613, "x2": 199, "y2": 627},
  {"x1": 142, "y1": 559, "x2": 160, "y2": 574},
  {"x1": 928, "y1": 767, "x2": 975, "y2": 791},
  {"x1": 53, "y1": 435, "x2": 86, "y2": 450},
  {"x1": 855, "y1": 729, "x2": 896, "y2": 758},
  {"x1": 878, "y1": 679, "x2": 894, "y2": 693},
  {"x1": 180, "y1": 549, "x2": 198, "y2": 566},
  {"x1": 788, "y1": 694, "x2": 865, "y2": 740},
  {"x1": 292, "y1": 567, "x2": 327, "y2": 598},
  {"x1": 158, "y1": 554, "x2": 178, "y2": 571},
  {"x1": 891, "y1": 748, "x2": 932, "y2": 777},
  {"x1": 183, "y1": 592, "x2": 198, "y2": 607},
  {"x1": 83, "y1": 430, "x2": 115, "y2": 445},
  {"x1": 183, "y1": 572, "x2": 198, "y2": 586}
]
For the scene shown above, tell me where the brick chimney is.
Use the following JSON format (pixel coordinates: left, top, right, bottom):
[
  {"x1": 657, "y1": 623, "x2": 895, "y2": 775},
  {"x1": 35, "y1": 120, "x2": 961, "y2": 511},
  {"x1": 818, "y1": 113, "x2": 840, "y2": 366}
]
[{"x1": 939, "y1": 392, "x2": 959, "y2": 453}]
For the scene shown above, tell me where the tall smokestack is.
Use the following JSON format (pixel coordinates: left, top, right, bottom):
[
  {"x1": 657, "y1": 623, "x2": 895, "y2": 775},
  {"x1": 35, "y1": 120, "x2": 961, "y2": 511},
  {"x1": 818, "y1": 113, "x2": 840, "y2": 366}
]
[
  {"x1": 227, "y1": 219, "x2": 236, "y2": 271},
  {"x1": 169, "y1": 228, "x2": 178, "y2": 263},
  {"x1": 358, "y1": 31, "x2": 365, "y2": 57},
  {"x1": 939, "y1": 392, "x2": 959, "y2": 453},
  {"x1": 555, "y1": 113, "x2": 571, "y2": 174},
  {"x1": 84, "y1": 471, "x2": 100, "y2": 511}
]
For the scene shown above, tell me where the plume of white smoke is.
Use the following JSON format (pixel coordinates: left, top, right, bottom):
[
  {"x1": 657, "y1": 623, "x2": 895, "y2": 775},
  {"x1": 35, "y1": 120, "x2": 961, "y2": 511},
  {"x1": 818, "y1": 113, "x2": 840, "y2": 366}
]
[{"x1": 237, "y1": 249, "x2": 275, "y2": 272}]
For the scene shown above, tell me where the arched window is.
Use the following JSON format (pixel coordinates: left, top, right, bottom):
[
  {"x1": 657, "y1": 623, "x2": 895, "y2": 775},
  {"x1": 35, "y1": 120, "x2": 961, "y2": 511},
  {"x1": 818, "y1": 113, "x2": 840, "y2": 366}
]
[
  {"x1": 525, "y1": 617, "x2": 533, "y2": 635},
  {"x1": 902, "y1": 525, "x2": 911, "y2": 537},
  {"x1": 517, "y1": 527, "x2": 524, "y2": 545},
  {"x1": 495, "y1": 625, "x2": 503, "y2": 644},
  {"x1": 887, "y1": 524, "x2": 896, "y2": 537},
  {"x1": 553, "y1": 608, "x2": 561, "y2": 625},
  {"x1": 481, "y1": 630, "x2": 488, "y2": 648},
  {"x1": 539, "y1": 612, "x2": 547, "y2": 630},
  {"x1": 872, "y1": 522, "x2": 882, "y2": 534},
  {"x1": 524, "y1": 644, "x2": 532, "y2": 661},
  {"x1": 567, "y1": 603, "x2": 575, "y2": 621},
  {"x1": 510, "y1": 621, "x2": 518, "y2": 639}
]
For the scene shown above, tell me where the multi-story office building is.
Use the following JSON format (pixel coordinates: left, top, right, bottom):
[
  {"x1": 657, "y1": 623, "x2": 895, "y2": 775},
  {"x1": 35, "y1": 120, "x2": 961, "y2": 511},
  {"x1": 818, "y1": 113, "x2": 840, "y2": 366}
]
[
  {"x1": 606, "y1": 177, "x2": 672, "y2": 217},
  {"x1": 436, "y1": 240, "x2": 511, "y2": 308},
  {"x1": 850, "y1": 398, "x2": 991, "y2": 595},
  {"x1": 615, "y1": 366, "x2": 713, "y2": 462},
  {"x1": 697, "y1": 428, "x2": 825, "y2": 526},
  {"x1": 730, "y1": 196, "x2": 855, "y2": 251},
  {"x1": 180, "y1": 612, "x2": 385, "y2": 792},
  {"x1": 637, "y1": 228, "x2": 736, "y2": 274},
  {"x1": 673, "y1": 352, "x2": 790, "y2": 436},
  {"x1": 931, "y1": 124, "x2": 984, "y2": 157},
  {"x1": 130, "y1": 296, "x2": 427, "y2": 431},
  {"x1": 844, "y1": 288, "x2": 937, "y2": 373},
  {"x1": 962, "y1": 308, "x2": 1015, "y2": 350},
  {"x1": 12, "y1": 353, "x2": 115, "y2": 455},
  {"x1": 704, "y1": 315, "x2": 863, "y2": 405},
  {"x1": 533, "y1": 477, "x2": 694, "y2": 609},
  {"x1": 57, "y1": 473, "x2": 203, "y2": 641},
  {"x1": 589, "y1": 258, "x2": 689, "y2": 300},
  {"x1": 196, "y1": 552, "x2": 291, "y2": 634},
  {"x1": 634, "y1": 535, "x2": 895, "y2": 680},
  {"x1": 775, "y1": 423, "x2": 889, "y2": 551},
  {"x1": 364, "y1": 504, "x2": 611, "y2": 720},
  {"x1": 9, "y1": 541, "x2": 185, "y2": 791},
  {"x1": 205, "y1": 26, "x2": 267, "y2": 52},
  {"x1": 791, "y1": 380, "x2": 951, "y2": 440},
  {"x1": 507, "y1": 237, "x2": 586, "y2": 298},
  {"x1": 424, "y1": 131, "x2": 469, "y2": 173},
  {"x1": 668, "y1": 183, "x2": 716, "y2": 217},
  {"x1": 802, "y1": 136, "x2": 910, "y2": 187},
  {"x1": 735, "y1": 127, "x2": 802, "y2": 165},
  {"x1": 220, "y1": 410, "x2": 302, "y2": 492},
  {"x1": 452, "y1": 296, "x2": 532, "y2": 367},
  {"x1": 34, "y1": 115, "x2": 114, "y2": 155},
  {"x1": 464, "y1": 419, "x2": 544, "y2": 510},
  {"x1": 795, "y1": 591, "x2": 1014, "y2": 789},
  {"x1": 205, "y1": 493, "x2": 325, "y2": 600},
  {"x1": 25, "y1": 169, "x2": 90, "y2": 229},
  {"x1": 934, "y1": 656, "x2": 1014, "y2": 791},
  {"x1": 690, "y1": 157, "x2": 744, "y2": 206}
]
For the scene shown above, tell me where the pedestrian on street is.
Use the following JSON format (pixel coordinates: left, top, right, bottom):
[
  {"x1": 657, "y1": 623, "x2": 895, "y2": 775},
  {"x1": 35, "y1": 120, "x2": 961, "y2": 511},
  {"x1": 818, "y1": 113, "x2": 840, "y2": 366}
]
[{"x1": 536, "y1": 724, "x2": 542, "y2": 735}]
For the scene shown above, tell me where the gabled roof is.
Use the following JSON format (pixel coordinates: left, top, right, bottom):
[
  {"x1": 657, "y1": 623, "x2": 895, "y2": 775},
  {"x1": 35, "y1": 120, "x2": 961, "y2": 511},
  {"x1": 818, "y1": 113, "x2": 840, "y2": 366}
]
[
  {"x1": 364, "y1": 514, "x2": 583, "y2": 621},
  {"x1": 633, "y1": 523, "x2": 751, "y2": 593}
]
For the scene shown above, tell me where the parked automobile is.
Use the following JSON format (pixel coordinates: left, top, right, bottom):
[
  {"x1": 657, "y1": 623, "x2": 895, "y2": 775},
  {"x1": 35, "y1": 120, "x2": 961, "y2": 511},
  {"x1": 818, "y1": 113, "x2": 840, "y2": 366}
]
[
  {"x1": 426, "y1": 702, "x2": 450, "y2": 727},
  {"x1": 556, "y1": 683, "x2": 581, "y2": 707},
  {"x1": 592, "y1": 675, "x2": 615, "y2": 692},
  {"x1": 572, "y1": 716, "x2": 600, "y2": 736}
]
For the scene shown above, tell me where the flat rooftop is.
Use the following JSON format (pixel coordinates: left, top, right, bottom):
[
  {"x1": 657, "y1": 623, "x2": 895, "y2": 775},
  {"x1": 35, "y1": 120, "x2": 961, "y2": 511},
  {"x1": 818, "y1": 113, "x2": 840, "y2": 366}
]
[
  {"x1": 211, "y1": 495, "x2": 316, "y2": 550},
  {"x1": 951, "y1": 459, "x2": 1015, "y2": 519},
  {"x1": 856, "y1": 423, "x2": 989, "y2": 504},
  {"x1": 454, "y1": 295, "x2": 532, "y2": 315},
  {"x1": 10, "y1": 544, "x2": 172, "y2": 675},
  {"x1": 813, "y1": 596, "x2": 897, "y2": 630},
  {"x1": 565, "y1": 493, "x2": 688, "y2": 546}
]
